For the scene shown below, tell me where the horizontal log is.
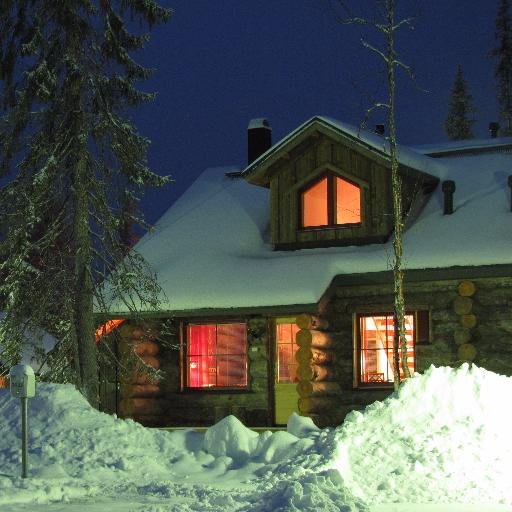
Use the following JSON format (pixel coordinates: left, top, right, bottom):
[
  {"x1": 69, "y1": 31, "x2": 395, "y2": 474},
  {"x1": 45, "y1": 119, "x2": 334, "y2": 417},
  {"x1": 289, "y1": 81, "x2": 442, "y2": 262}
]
[
  {"x1": 460, "y1": 314, "x2": 477, "y2": 329},
  {"x1": 458, "y1": 281, "x2": 476, "y2": 297},
  {"x1": 129, "y1": 384, "x2": 161, "y2": 398},
  {"x1": 297, "y1": 364, "x2": 336, "y2": 382},
  {"x1": 454, "y1": 328, "x2": 471, "y2": 346},
  {"x1": 296, "y1": 347, "x2": 335, "y2": 365},
  {"x1": 131, "y1": 415, "x2": 164, "y2": 427},
  {"x1": 453, "y1": 296, "x2": 473, "y2": 316},
  {"x1": 296, "y1": 329, "x2": 333, "y2": 348},
  {"x1": 295, "y1": 313, "x2": 329, "y2": 330},
  {"x1": 122, "y1": 398, "x2": 166, "y2": 415},
  {"x1": 312, "y1": 364, "x2": 337, "y2": 381},
  {"x1": 119, "y1": 323, "x2": 135, "y2": 338},
  {"x1": 131, "y1": 327, "x2": 146, "y2": 339},
  {"x1": 133, "y1": 341, "x2": 160, "y2": 356},
  {"x1": 131, "y1": 372, "x2": 159, "y2": 385},
  {"x1": 458, "y1": 343, "x2": 477, "y2": 361},
  {"x1": 298, "y1": 396, "x2": 339, "y2": 414},
  {"x1": 296, "y1": 380, "x2": 341, "y2": 398},
  {"x1": 138, "y1": 355, "x2": 161, "y2": 369}
]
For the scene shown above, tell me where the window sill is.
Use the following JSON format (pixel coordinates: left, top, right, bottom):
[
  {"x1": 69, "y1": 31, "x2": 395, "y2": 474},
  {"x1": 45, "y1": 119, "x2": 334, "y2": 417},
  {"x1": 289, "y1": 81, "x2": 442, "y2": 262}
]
[
  {"x1": 354, "y1": 383, "x2": 395, "y2": 390},
  {"x1": 299, "y1": 223, "x2": 362, "y2": 232},
  {"x1": 182, "y1": 387, "x2": 252, "y2": 393}
]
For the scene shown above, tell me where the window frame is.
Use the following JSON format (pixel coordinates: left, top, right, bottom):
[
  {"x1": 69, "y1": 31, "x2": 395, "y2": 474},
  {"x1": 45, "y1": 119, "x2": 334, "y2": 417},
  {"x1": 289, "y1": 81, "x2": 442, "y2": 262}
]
[
  {"x1": 182, "y1": 320, "x2": 249, "y2": 391},
  {"x1": 353, "y1": 310, "x2": 430, "y2": 389},
  {"x1": 298, "y1": 172, "x2": 363, "y2": 230},
  {"x1": 275, "y1": 317, "x2": 300, "y2": 384}
]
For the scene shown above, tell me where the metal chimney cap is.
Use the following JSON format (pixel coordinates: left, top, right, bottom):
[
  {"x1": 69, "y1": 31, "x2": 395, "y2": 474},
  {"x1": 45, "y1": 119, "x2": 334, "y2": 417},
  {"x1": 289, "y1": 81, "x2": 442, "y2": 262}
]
[
  {"x1": 248, "y1": 118, "x2": 271, "y2": 130},
  {"x1": 442, "y1": 180, "x2": 456, "y2": 193}
]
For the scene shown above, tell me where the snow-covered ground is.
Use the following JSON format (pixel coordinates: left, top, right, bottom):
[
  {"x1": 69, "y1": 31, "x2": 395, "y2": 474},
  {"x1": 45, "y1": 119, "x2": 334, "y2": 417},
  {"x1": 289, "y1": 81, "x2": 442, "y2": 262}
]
[{"x1": 1, "y1": 364, "x2": 512, "y2": 511}]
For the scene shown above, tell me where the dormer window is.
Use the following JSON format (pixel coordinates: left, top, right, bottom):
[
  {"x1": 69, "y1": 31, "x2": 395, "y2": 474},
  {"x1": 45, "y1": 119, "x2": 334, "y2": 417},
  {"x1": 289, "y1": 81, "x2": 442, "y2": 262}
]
[{"x1": 300, "y1": 173, "x2": 362, "y2": 229}]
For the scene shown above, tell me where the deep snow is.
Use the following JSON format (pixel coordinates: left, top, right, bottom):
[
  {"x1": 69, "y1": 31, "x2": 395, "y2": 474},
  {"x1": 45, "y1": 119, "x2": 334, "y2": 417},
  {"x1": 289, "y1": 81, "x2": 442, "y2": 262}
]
[{"x1": 1, "y1": 364, "x2": 512, "y2": 511}]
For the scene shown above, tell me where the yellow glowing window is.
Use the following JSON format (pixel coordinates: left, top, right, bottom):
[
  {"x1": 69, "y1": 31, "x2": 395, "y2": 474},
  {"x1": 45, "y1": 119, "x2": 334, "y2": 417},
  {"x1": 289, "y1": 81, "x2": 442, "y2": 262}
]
[
  {"x1": 358, "y1": 314, "x2": 415, "y2": 384},
  {"x1": 301, "y1": 174, "x2": 361, "y2": 228},
  {"x1": 276, "y1": 319, "x2": 300, "y2": 383}
]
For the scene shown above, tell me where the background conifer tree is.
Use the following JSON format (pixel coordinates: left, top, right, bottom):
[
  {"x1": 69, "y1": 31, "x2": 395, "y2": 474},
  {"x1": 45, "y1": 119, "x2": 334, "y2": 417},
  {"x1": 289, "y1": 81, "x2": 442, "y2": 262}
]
[
  {"x1": 444, "y1": 65, "x2": 476, "y2": 140},
  {"x1": 491, "y1": 0, "x2": 512, "y2": 134},
  {"x1": 0, "y1": 1, "x2": 171, "y2": 408}
]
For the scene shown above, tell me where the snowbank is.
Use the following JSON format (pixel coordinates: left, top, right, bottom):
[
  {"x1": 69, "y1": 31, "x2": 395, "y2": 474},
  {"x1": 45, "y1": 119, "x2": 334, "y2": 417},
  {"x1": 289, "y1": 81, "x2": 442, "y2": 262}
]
[
  {"x1": 327, "y1": 364, "x2": 512, "y2": 505},
  {"x1": 1, "y1": 364, "x2": 512, "y2": 511}
]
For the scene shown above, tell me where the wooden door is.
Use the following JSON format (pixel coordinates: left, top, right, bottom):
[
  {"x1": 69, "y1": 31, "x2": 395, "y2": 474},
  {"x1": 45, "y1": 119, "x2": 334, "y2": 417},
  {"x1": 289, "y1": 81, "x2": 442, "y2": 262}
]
[{"x1": 274, "y1": 318, "x2": 300, "y2": 425}]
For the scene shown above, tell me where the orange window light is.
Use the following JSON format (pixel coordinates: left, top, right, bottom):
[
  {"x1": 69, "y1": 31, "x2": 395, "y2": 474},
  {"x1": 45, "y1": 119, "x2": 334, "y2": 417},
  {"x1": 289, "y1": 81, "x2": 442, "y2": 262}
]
[
  {"x1": 302, "y1": 177, "x2": 328, "y2": 227},
  {"x1": 336, "y1": 177, "x2": 361, "y2": 224},
  {"x1": 277, "y1": 321, "x2": 299, "y2": 383},
  {"x1": 359, "y1": 314, "x2": 415, "y2": 384},
  {"x1": 187, "y1": 323, "x2": 247, "y2": 388},
  {"x1": 95, "y1": 319, "x2": 125, "y2": 343}
]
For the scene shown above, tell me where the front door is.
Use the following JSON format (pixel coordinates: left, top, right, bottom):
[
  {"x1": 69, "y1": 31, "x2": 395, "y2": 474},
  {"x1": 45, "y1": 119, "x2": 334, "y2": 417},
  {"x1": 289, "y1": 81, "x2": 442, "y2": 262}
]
[{"x1": 274, "y1": 317, "x2": 300, "y2": 425}]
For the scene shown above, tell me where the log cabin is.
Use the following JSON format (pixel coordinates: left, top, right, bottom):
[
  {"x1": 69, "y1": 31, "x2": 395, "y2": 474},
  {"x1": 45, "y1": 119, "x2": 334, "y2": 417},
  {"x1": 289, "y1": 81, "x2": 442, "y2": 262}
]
[{"x1": 97, "y1": 116, "x2": 512, "y2": 428}]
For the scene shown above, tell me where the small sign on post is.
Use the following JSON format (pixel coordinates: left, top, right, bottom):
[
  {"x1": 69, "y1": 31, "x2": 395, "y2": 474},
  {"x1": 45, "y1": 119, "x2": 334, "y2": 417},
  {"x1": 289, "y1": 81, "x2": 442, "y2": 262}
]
[{"x1": 9, "y1": 365, "x2": 36, "y2": 479}]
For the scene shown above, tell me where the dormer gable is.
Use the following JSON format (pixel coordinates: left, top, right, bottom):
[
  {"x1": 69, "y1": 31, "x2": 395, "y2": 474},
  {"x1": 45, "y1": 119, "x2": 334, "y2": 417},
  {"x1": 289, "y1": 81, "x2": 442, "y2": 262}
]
[{"x1": 241, "y1": 117, "x2": 439, "y2": 251}]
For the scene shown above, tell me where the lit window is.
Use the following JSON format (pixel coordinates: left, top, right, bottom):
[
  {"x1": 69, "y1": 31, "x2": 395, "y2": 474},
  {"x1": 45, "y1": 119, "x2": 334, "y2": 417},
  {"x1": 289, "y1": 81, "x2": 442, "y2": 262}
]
[
  {"x1": 336, "y1": 177, "x2": 361, "y2": 224},
  {"x1": 186, "y1": 323, "x2": 247, "y2": 388},
  {"x1": 276, "y1": 320, "x2": 299, "y2": 383},
  {"x1": 358, "y1": 313, "x2": 415, "y2": 385},
  {"x1": 302, "y1": 177, "x2": 328, "y2": 227},
  {"x1": 301, "y1": 174, "x2": 361, "y2": 228}
]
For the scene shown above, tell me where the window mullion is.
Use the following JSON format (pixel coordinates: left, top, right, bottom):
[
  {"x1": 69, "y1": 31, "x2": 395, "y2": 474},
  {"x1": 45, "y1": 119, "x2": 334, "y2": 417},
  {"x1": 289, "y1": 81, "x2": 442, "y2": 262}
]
[{"x1": 327, "y1": 174, "x2": 335, "y2": 226}]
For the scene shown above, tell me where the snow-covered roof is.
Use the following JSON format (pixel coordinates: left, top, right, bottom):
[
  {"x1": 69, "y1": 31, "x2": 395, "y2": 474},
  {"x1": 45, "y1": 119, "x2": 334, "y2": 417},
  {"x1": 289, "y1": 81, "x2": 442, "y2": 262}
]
[
  {"x1": 412, "y1": 137, "x2": 512, "y2": 156},
  {"x1": 241, "y1": 116, "x2": 446, "y2": 184},
  {"x1": 106, "y1": 120, "x2": 512, "y2": 315}
]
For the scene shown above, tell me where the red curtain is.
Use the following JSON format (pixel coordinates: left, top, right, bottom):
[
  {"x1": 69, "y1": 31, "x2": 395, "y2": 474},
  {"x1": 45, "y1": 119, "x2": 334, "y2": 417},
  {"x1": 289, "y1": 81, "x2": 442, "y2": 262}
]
[
  {"x1": 188, "y1": 324, "x2": 216, "y2": 387},
  {"x1": 187, "y1": 323, "x2": 247, "y2": 387}
]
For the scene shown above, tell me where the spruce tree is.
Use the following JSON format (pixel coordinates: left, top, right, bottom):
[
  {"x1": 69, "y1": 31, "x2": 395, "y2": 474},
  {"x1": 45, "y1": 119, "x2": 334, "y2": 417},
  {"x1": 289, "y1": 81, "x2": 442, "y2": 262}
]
[
  {"x1": 0, "y1": 1, "x2": 171, "y2": 408},
  {"x1": 491, "y1": 0, "x2": 512, "y2": 134},
  {"x1": 444, "y1": 65, "x2": 475, "y2": 140}
]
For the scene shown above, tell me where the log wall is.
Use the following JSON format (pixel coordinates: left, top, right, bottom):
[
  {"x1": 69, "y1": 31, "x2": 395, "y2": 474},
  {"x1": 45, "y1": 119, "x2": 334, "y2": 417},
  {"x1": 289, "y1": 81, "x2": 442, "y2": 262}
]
[
  {"x1": 102, "y1": 275, "x2": 512, "y2": 429},
  {"x1": 314, "y1": 275, "x2": 512, "y2": 425},
  {"x1": 114, "y1": 316, "x2": 271, "y2": 428}
]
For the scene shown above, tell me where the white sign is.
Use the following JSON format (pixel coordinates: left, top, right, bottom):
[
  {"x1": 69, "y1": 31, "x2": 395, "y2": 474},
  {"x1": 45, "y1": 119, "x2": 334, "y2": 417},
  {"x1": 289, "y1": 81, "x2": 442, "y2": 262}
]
[{"x1": 10, "y1": 364, "x2": 36, "y2": 398}]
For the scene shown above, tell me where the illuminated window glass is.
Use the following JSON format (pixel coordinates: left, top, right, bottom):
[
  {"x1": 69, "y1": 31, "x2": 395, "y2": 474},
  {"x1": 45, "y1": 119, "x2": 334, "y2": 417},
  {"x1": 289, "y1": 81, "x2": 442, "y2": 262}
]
[
  {"x1": 276, "y1": 320, "x2": 299, "y2": 383},
  {"x1": 187, "y1": 323, "x2": 247, "y2": 388},
  {"x1": 300, "y1": 173, "x2": 361, "y2": 228},
  {"x1": 358, "y1": 314, "x2": 415, "y2": 384},
  {"x1": 302, "y1": 177, "x2": 328, "y2": 227},
  {"x1": 336, "y1": 177, "x2": 361, "y2": 224}
]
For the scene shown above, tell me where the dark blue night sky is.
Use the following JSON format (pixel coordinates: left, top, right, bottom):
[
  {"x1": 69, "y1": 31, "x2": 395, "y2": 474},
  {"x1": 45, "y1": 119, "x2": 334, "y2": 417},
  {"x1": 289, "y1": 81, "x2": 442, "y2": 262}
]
[{"x1": 135, "y1": 1, "x2": 499, "y2": 225}]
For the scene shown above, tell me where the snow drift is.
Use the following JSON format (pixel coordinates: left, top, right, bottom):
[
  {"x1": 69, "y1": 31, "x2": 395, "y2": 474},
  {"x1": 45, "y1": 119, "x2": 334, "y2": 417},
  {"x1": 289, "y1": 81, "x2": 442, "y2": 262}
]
[{"x1": 0, "y1": 364, "x2": 511, "y2": 511}]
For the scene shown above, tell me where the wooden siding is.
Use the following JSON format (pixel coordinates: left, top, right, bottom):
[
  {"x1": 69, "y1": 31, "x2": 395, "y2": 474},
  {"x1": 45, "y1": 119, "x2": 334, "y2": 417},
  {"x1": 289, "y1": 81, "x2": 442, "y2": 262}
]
[
  {"x1": 268, "y1": 134, "x2": 431, "y2": 250},
  {"x1": 270, "y1": 136, "x2": 394, "y2": 248}
]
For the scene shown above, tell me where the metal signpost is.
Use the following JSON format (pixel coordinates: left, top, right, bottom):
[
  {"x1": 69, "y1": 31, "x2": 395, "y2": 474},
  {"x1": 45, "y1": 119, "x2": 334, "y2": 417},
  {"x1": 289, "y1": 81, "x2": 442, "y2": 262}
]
[{"x1": 9, "y1": 365, "x2": 36, "y2": 479}]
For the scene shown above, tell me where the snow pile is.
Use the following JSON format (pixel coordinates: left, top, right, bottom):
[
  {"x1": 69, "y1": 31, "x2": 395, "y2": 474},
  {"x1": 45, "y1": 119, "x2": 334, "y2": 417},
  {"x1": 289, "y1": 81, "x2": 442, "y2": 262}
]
[
  {"x1": 1, "y1": 364, "x2": 512, "y2": 510},
  {"x1": 326, "y1": 363, "x2": 512, "y2": 506},
  {"x1": 0, "y1": 383, "x2": 363, "y2": 511}
]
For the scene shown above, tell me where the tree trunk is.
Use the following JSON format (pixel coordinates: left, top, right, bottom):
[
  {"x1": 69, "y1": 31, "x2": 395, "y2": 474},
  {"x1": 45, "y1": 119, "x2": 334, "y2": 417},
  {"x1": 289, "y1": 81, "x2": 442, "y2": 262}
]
[
  {"x1": 73, "y1": 153, "x2": 99, "y2": 408},
  {"x1": 387, "y1": 0, "x2": 411, "y2": 391}
]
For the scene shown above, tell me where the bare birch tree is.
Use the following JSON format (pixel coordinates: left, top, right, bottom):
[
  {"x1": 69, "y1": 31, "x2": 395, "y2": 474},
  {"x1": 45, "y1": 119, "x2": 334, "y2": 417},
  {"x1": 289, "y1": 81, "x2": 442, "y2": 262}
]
[{"x1": 331, "y1": 0, "x2": 413, "y2": 389}]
